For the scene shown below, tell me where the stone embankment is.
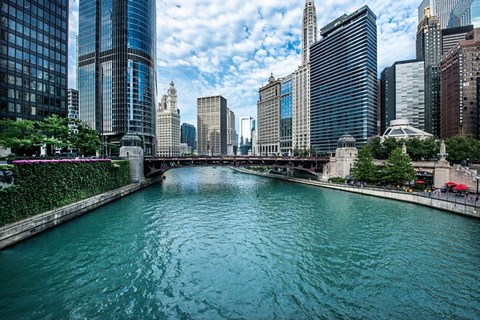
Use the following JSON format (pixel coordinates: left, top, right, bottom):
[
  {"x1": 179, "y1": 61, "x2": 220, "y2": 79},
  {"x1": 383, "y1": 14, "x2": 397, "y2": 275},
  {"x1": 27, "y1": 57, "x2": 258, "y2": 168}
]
[
  {"x1": 231, "y1": 167, "x2": 480, "y2": 219},
  {"x1": 0, "y1": 179, "x2": 156, "y2": 249}
]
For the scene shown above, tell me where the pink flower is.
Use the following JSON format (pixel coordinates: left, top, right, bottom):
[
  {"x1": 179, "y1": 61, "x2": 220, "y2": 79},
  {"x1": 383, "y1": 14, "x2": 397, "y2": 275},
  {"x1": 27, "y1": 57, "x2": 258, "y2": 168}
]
[{"x1": 13, "y1": 159, "x2": 112, "y2": 165}]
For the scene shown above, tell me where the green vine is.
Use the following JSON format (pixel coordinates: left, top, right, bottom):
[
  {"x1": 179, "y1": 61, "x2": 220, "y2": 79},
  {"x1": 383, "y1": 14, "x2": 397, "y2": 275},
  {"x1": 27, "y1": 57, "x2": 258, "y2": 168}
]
[{"x1": 0, "y1": 160, "x2": 130, "y2": 226}]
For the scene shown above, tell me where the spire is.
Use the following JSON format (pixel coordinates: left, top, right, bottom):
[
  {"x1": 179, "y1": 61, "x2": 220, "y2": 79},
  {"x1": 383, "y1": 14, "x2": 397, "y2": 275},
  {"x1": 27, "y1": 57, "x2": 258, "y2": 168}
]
[
  {"x1": 167, "y1": 81, "x2": 177, "y2": 96},
  {"x1": 302, "y1": 0, "x2": 318, "y2": 64},
  {"x1": 268, "y1": 73, "x2": 275, "y2": 83}
]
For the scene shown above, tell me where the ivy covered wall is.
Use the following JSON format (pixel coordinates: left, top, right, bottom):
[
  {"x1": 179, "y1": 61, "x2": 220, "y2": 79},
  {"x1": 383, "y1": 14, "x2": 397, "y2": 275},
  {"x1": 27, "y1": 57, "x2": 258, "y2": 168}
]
[{"x1": 0, "y1": 159, "x2": 130, "y2": 226}]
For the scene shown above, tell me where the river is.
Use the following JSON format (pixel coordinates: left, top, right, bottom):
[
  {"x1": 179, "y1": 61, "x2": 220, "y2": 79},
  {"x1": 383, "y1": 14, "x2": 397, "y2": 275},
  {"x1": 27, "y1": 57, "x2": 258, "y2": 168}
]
[{"x1": 1, "y1": 167, "x2": 479, "y2": 319}]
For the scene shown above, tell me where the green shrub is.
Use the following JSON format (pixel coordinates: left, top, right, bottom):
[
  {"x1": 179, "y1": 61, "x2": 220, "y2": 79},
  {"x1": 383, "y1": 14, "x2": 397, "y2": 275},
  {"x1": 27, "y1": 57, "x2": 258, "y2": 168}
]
[
  {"x1": 0, "y1": 160, "x2": 130, "y2": 226},
  {"x1": 329, "y1": 177, "x2": 345, "y2": 183}
]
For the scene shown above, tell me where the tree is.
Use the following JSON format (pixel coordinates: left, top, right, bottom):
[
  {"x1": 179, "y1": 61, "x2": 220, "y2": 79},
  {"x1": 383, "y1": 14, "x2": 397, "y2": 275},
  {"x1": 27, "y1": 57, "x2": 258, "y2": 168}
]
[
  {"x1": 351, "y1": 145, "x2": 377, "y2": 182},
  {"x1": 382, "y1": 147, "x2": 416, "y2": 185},
  {"x1": 69, "y1": 120, "x2": 102, "y2": 156},
  {"x1": 368, "y1": 136, "x2": 386, "y2": 159},
  {"x1": 405, "y1": 137, "x2": 440, "y2": 161},
  {"x1": 405, "y1": 137, "x2": 423, "y2": 161},
  {"x1": 382, "y1": 137, "x2": 403, "y2": 159},
  {"x1": 420, "y1": 137, "x2": 440, "y2": 160},
  {"x1": 39, "y1": 115, "x2": 70, "y2": 154},
  {"x1": 0, "y1": 117, "x2": 103, "y2": 157},
  {"x1": 445, "y1": 135, "x2": 480, "y2": 163},
  {"x1": 0, "y1": 119, "x2": 44, "y2": 155}
]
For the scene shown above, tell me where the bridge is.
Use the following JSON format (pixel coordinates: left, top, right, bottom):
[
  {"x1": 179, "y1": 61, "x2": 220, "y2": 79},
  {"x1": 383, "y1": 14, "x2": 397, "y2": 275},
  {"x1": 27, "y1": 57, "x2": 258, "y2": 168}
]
[{"x1": 144, "y1": 156, "x2": 330, "y2": 179}]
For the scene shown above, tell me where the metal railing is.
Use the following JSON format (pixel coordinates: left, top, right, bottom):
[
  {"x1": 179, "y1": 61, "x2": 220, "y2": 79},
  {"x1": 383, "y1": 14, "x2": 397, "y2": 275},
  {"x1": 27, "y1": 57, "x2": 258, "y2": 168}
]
[{"x1": 326, "y1": 181, "x2": 480, "y2": 209}]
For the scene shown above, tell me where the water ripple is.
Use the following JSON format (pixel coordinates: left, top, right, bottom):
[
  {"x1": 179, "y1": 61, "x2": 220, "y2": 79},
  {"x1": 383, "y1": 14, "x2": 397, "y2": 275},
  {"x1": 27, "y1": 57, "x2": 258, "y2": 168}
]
[{"x1": 1, "y1": 167, "x2": 480, "y2": 319}]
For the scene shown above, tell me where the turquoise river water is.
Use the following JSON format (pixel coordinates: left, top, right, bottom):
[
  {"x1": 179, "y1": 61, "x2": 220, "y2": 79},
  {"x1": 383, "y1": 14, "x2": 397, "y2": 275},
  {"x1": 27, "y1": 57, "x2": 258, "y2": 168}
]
[{"x1": 1, "y1": 167, "x2": 480, "y2": 319}]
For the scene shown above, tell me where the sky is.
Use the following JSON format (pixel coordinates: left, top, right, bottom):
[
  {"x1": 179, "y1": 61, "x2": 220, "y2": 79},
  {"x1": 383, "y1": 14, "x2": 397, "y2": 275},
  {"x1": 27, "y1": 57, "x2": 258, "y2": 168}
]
[{"x1": 68, "y1": 0, "x2": 420, "y2": 127}]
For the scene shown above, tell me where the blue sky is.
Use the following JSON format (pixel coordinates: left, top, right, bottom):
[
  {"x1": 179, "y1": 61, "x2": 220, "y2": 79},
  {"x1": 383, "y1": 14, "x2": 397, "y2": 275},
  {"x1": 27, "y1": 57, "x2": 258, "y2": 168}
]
[{"x1": 68, "y1": 0, "x2": 419, "y2": 127}]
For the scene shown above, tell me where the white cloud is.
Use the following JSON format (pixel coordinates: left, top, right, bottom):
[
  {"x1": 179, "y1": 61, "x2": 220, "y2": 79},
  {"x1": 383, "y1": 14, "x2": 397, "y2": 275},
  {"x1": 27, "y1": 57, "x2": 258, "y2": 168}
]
[{"x1": 68, "y1": 0, "x2": 419, "y2": 127}]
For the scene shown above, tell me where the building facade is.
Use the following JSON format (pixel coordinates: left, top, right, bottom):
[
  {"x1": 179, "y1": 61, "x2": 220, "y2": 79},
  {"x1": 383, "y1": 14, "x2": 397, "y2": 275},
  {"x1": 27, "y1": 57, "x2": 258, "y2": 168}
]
[
  {"x1": 442, "y1": 25, "x2": 473, "y2": 55},
  {"x1": 181, "y1": 123, "x2": 196, "y2": 151},
  {"x1": 417, "y1": 7, "x2": 442, "y2": 136},
  {"x1": 68, "y1": 89, "x2": 79, "y2": 134},
  {"x1": 310, "y1": 6, "x2": 378, "y2": 153},
  {"x1": 77, "y1": 0, "x2": 157, "y2": 155},
  {"x1": 292, "y1": 0, "x2": 317, "y2": 151},
  {"x1": 239, "y1": 116, "x2": 254, "y2": 155},
  {"x1": 440, "y1": 28, "x2": 480, "y2": 139},
  {"x1": 280, "y1": 75, "x2": 293, "y2": 155},
  {"x1": 257, "y1": 74, "x2": 281, "y2": 156},
  {"x1": 157, "y1": 82, "x2": 180, "y2": 157},
  {"x1": 380, "y1": 66, "x2": 395, "y2": 135},
  {"x1": 197, "y1": 95, "x2": 227, "y2": 156},
  {"x1": 226, "y1": 108, "x2": 237, "y2": 155},
  {"x1": 0, "y1": 0, "x2": 69, "y2": 120},
  {"x1": 381, "y1": 60, "x2": 426, "y2": 133},
  {"x1": 473, "y1": 0, "x2": 480, "y2": 26},
  {"x1": 449, "y1": 0, "x2": 473, "y2": 27},
  {"x1": 448, "y1": 0, "x2": 480, "y2": 27},
  {"x1": 419, "y1": 0, "x2": 463, "y2": 28},
  {"x1": 377, "y1": 80, "x2": 382, "y2": 135}
]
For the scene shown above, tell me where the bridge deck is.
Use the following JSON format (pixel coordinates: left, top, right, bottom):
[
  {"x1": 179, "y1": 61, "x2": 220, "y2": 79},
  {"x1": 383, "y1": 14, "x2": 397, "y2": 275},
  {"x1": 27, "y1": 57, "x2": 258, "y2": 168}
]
[{"x1": 144, "y1": 156, "x2": 330, "y2": 179}]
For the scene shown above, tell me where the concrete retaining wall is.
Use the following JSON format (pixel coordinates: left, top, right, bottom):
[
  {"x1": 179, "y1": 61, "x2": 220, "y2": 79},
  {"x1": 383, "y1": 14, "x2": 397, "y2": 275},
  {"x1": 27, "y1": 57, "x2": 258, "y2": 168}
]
[
  {"x1": 0, "y1": 180, "x2": 156, "y2": 249},
  {"x1": 232, "y1": 167, "x2": 480, "y2": 219}
]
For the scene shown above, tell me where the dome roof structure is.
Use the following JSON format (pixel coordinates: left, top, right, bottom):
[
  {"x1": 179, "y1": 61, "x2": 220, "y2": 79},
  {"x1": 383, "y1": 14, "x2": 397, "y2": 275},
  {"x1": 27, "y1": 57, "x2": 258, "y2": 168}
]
[
  {"x1": 337, "y1": 134, "x2": 356, "y2": 148},
  {"x1": 382, "y1": 119, "x2": 433, "y2": 140},
  {"x1": 121, "y1": 134, "x2": 142, "y2": 147}
]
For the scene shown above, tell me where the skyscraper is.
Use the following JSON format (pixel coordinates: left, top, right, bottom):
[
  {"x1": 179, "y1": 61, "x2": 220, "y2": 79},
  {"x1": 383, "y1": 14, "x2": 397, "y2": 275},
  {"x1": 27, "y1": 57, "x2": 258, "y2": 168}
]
[
  {"x1": 292, "y1": 0, "x2": 317, "y2": 151},
  {"x1": 449, "y1": 0, "x2": 473, "y2": 27},
  {"x1": 440, "y1": 28, "x2": 480, "y2": 139},
  {"x1": 417, "y1": 7, "x2": 442, "y2": 136},
  {"x1": 380, "y1": 60, "x2": 426, "y2": 132},
  {"x1": 197, "y1": 96, "x2": 227, "y2": 156},
  {"x1": 442, "y1": 25, "x2": 473, "y2": 55},
  {"x1": 301, "y1": 0, "x2": 318, "y2": 66},
  {"x1": 473, "y1": 0, "x2": 480, "y2": 26},
  {"x1": 380, "y1": 67, "x2": 395, "y2": 134},
  {"x1": 0, "y1": 0, "x2": 69, "y2": 121},
  {"x1": 310, "y1": 6, "x2": 377, "y2": 153},
  {"x1": 181, "y1": 123, "x2": 196, "y2": 151},
  {"x1": 280, "y1": 75, "x2": 293, "y2": 155},
  {"x1": 419, "y1": 0, "x2": 463, "y2": 28},
  {"x1": 77, "y1": 0, "x2": 157, "y2": 155},
  {"x1": 447, "y1": 0, "x2": 480, "y2": 27},
  {"x1": 157, "y1": 82, "x2": 180, "y2": 157},
  {"x1": 257, "y1": 74, "x2": 281, "y2": 156},
  {"x1": 226, "y1": 108, "x2": 237, "y2": 155},
  {"x1": 239, "y1": 116, "x2": 254, "y2": 155}
]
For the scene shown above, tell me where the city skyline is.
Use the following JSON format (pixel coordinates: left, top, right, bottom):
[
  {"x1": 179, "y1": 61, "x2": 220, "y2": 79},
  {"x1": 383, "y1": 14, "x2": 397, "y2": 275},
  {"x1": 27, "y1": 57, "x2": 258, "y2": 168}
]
[{"x1": 68, "y1": 0, "x2": 420, "y2": 127}]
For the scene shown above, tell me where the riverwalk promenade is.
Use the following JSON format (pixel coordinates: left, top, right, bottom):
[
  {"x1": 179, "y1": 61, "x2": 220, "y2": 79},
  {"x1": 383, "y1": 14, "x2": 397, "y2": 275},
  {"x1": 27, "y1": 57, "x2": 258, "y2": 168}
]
[{"x1": 231, "y1": 167, "x2": 480, "y2": 219}]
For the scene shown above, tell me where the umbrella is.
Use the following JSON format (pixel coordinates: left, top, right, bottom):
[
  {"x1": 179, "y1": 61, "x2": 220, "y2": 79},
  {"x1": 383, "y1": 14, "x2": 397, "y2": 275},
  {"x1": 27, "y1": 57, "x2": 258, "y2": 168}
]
[
  {"x1": 453, "y1": 184, "x2": 469, "y2": 191},
  {"x1": 446, "y1": 182, "x2": 457, "y2": 187},
  {"x1": 415, "y1": 180, "x2": 426, "y2": 184}
]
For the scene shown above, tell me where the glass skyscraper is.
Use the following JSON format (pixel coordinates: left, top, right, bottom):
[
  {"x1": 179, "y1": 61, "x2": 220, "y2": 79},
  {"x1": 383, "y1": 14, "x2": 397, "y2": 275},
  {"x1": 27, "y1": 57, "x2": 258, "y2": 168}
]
[
  {"x1": 472, "y1": 0, "x2": 480, "y2": 26},
  {"x1": 181, "y1": 123, "x2": 196, "y2": 151},
  {"x1": 78, "y1": 0, "x2": 156, "y2": 155},
  {"x1": 280, "y1": 75, "x2": 292, "y2": 155},
  {"x1": 0, "y1": 0, "x2": 69, "y2": 120},
  {"x1": 310, "y1": 6, "x2": 377, "y2": 153}
]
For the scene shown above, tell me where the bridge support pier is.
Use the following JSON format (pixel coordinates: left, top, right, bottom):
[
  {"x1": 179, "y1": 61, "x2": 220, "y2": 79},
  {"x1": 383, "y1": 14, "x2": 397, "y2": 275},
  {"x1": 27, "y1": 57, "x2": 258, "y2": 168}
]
[{"x1": 119, "y1": 134, "x2": 145, "y2": 183}]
